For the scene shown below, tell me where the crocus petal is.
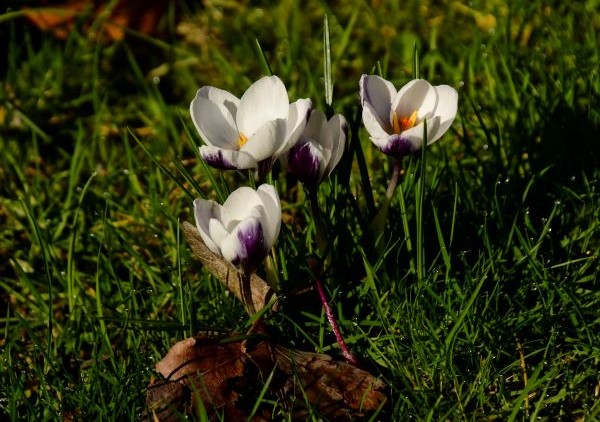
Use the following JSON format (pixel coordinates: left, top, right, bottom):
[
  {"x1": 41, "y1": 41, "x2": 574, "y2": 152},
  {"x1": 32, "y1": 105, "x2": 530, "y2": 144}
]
[
  {"x1": 236, "y1": 76, "x2": 289, "y2": 137},
  {"x1": 288, "y1": 141, "x2": 325, "y2": 187},
  {"x1": 196, "y1": 86, "x2": 240, "y2": 118},
  {"x1": 303, "y1": 110, "x2": 330, "y2": 147},
  {"x1": 220, "y1": 218, "x2": 266, "y2": 274},
  {"x1": 208, "y1": 218, "x2": 229, "y2": 250},
  {"x1": 190, "y1": 92, "x2": 239, "y2": 149},
  {"x1": 199, "y1": 146, "x2": 258, "y2": 170},
  {"x1": 379, "y1": 133, "x2": 421, "y2": 156},
  {"x1": 360, "y1": 75, "x2": 396, "y2": 125},
  {"x1": 241, "y1": 118, "x2": 288, "y2": 162},
  {"x1": 392, "y1": 79, "x2": 437, "y2": 122},
  {"x1": 424, "y1": 116, "x2": 442, "y2": 144},
  {"x1": 428, "y1": 85, "x2": 458, "y2": 143},
  {"x1": 324, "y1": 114, "x2": 347, "y2": 177},
  {"x1": 256, "y1": 184, "x2": 281, "y2": 248},
  {"x1": 362, "y1": 101, "x2": 391, "y2": 139},
  {"x1": 193, "y1": 199, "x2": 222, "y2": 255},
  {"x1": 222, "y1": 187, "x2": 264, "y2": 223},
  {"x1": 281, "y1": 98, "x2": 312, "y2": 156}
]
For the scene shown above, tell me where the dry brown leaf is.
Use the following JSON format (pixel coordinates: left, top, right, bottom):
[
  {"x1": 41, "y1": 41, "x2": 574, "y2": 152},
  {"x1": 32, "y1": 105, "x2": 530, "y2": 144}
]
[
  {"x1": 145, "y1": 223, "x2": 387, "y2": 419},
  {"x1": 182, "y1": 221, "x2": 277, "y2": 314},
  {"x1": 145, "y1": 334, "x2": 387, "y2": 421},
  {"x1": 23, "y1": 0, "x2": 174, "y2": 41}
]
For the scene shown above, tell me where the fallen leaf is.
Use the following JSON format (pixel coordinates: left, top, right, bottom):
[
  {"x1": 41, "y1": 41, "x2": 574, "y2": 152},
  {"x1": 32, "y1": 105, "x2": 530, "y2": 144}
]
[
  {"x1": 145, "y1": 333, "x2": 387, "y2": 421},
  {"x1": 23, "y1": 0, "x2": 175, "y2": 41},
  {"x1": 182, "y1": 221, "x2": 278, "y2": 314}
]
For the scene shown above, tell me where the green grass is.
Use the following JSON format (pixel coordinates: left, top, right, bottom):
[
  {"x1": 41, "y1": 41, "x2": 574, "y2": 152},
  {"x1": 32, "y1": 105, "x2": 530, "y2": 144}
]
[{"x1": 1, "y1": 0, "x2": 599, "y2": 420}]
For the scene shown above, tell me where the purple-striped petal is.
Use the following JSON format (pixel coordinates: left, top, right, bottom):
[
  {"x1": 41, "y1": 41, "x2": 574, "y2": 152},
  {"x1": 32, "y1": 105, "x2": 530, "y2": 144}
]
[
  {"x1": 220, "y1": 218, "x2": 267, "y2": 274},
  {"x1": 287, "y1": 140, "x2": 324, "y2": 187},
  {"x1": 199, "y1": 146, "x2": 258, "y2": 170},
  {"x1": 379, "y1": 134, "x2": 421, "y2": 156}
]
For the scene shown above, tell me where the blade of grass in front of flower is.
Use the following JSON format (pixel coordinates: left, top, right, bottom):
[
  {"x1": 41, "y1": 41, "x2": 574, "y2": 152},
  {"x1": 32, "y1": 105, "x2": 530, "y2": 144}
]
[
  {"x1": 415, "y1": 120, "x2": 428, "y2": 281},
  {"x1": 323, "y1": 14, "x2": 333, "y2": 109},
  {"x1": 254, "y1": 38, "x2": 273, "y2": 76},
  {"x1": 412, "y1": 41, "x2": 420, "y2": 79}
]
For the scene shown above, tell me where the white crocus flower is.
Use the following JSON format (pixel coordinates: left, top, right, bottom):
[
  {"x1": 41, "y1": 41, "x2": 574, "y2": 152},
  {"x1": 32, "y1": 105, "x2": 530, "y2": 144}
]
[
  {"x1": 359, "y1": 75, "x2": 458, "y2": 156},
  {"x1": 285, "y1": 109, "x2": 347, "y2": 188},
  {"x1": 190, "y1": 75, "x2": 311, "y2": 170},
  {"x1": 193, "y1": 184, "x2": 281, "y2": 275}
]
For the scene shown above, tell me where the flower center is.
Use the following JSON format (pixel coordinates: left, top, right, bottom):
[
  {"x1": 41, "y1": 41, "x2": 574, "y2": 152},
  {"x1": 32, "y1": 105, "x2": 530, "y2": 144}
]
[
  {"x1": 237, "y1": 132, "x2": 249, "y2": 148},
  {"x1": 392, "y1": 110, "x2": 418, "y2": 134}
]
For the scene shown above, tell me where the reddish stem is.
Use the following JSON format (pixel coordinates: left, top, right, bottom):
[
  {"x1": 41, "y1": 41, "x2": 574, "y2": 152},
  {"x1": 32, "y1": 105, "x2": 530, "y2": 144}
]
[{"x1": 314, "y1": 276, "x2": 359, "y2": 365}]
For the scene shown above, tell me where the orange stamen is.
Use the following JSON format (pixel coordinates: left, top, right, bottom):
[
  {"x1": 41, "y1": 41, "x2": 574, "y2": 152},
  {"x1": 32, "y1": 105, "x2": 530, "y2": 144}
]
[
  {"x1": 392, "y1": 110, "x2": 418, "y2": 134},
  {"x1": 238, "y1": 132, "x2": 248, "y2": 147}
]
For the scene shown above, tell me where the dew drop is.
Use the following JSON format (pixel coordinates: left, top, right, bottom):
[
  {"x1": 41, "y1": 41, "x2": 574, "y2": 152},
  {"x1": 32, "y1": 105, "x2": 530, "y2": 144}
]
[
  {"x1": 123, "y1": 169, "x2": 129, "y2": 175},
  {"x1": 482, "y1": 144, "x2": 489, "y2": 150},
  {"x1": 152, "y1": 76, "x2": 160, "y2": 85},
  {"x1": 458, "y1": 81, "x2": 465, "y2": 88}
]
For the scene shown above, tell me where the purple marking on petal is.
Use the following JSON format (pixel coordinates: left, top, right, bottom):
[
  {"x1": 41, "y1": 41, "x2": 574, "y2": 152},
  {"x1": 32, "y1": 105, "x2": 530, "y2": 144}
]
[
  {"x1": 287, "y1": 140, "x2": 321, "y2": 187},
  {"x1": 231, "y1": 221, "x2": 267, "y2": 274},
  {"x1": 202, "y1": 150, "x2": 237, "y2": 170},
  {"x1": 380, "y1": 134, "x2": 419, "y2": 157}
]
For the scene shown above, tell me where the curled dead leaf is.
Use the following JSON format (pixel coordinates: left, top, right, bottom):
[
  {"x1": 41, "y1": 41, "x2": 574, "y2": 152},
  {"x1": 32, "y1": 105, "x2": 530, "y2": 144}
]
[
  {"x1": 182, "y1": 221, "x2": 277, "y2": 314},
  {"x1": 145, "y1": 334, "x2": 387, "y2": 421}
]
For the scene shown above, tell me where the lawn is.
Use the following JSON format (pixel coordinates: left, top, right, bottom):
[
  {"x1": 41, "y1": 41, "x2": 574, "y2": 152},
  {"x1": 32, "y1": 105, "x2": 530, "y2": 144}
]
[{"x1": 1, "y1": 0, "x2": 599, "y2": 420}]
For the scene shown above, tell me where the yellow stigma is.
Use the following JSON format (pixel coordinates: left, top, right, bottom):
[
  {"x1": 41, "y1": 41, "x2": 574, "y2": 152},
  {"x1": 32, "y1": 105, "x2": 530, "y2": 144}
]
[
  {"x1": 392, "y1": 110, "x2": 418, "y2": 134},
  {"x1": 237, "y1": 132, "x2": 248, "y2": 148}
]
